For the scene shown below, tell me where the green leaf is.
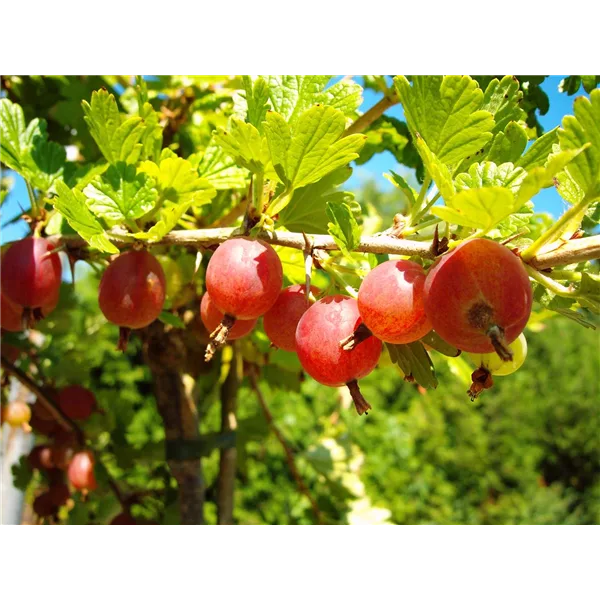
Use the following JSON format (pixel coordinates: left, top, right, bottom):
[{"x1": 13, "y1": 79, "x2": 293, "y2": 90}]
[
  {"x1": 10, "y1": 456, "x2": 33, "y2": 492},
  {"x1": 278, "y1": 166, "x2": 355, "y2": 233},
  {"x1": 158, "y1": 311, "x2": 186, "y2": 328},
  {"x1": 196, "y1": 140, "x2": 248, "y2": 190},
  {"x1": 455, "y1": 161, "x2": 527, "y2": 195},
  {"x1": 356, "y1": 116, "x2": 410, "y2": 166},
  {"x1": 139, "y1": 156, "x2": 215, "y2": 207},
  {"x1": 558, "y1": 89, "x2": 600, "y2": 195},
  {"x1": 581, "y1": 76, "x2": 600, "y2": 94},
  {"x1": 138, "y1": 101, "x2": 163, "y2": 161},
  {"x1": 419, "y1": 330, "x2": 460, "y2": 357},
  {"x1": 319, "y1": 79, "x2": 363, "y2": 117},
  {"x1": 133, "y1": 199, "x2": 195, "y2": 241},
  {"x1": 386, "y1": 342, "x2": 438, "y2": 389},
  {"x1": 517, "y1": 146, "x2": 590, "y2": 206},
  {"x1": 213, "y1": 118, "x2": 268, "y2": 173},
  {"x1": 384, "y1": 170, "x2": 417, "y2": 206},
  {"x1": 481, "y1": 76, "x2": 526, "y2": 134},
  {"x1": 578, "y1": 273, "x2": 600, "y2": 313},
  {"x1": 82, "y1": 89, "x2": 144, "y2": 165},
  {"x1": 264, "y1": 76, "x2": 329, "y2": 123},
  {"x1": 394, "y1": 75, "x2": 494, "y2": 166},
  {"x1": 264, "y1": 105, "x2": 366, "y2": 194},
  {"x1": 53, "y1": 181, "x2": 118, "y2": 253},
  {"x1": 432, "y1": 187, "x2": 517, "y2": 231},
  {"x1": 515, "y1": 127, "x2": 559, "y2": 170},
  {"x1": 83, "y1": 162, "x2": 158, "y2": 223},
  {"x1": 29, "y1": 136, "x2": 66, "y2": 193},
  {"x1": 0, "y1": 98, "x2": 42, "y2": 172},
  {"x1": 240, "y1": 76, "x2": 270, "y2": 131},
  {"x1": 326, "y1": 202, "x2": 360, "y2": 258},
  {"x1": 487, "y1": 121, "x2": 528, "y2": 165},
  {"x1": 413, "y1": 136, "x2": 455, "y2": 200}
]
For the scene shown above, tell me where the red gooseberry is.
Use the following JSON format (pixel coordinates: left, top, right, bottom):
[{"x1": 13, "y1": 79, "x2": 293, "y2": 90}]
[
  {"x1": 295, "y1": 295, "x2": 382, "y2": 415},
  {"x1": 423, "y1": 238, "x2": 532, "y2": 358}
]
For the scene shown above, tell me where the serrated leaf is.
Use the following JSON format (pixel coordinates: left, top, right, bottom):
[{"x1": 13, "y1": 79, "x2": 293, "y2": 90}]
[
  {"x1": 455, "y1": 161, "x2": 527, "y2": 195},
  {"x1": 517, "y1": 146, "x2": 589, "y2": 206},
  {"x1": 356, "y1": 116, "x2": 410, "y2": 166},
  {"x1": 326, "y1": 202, "x2": 360, "y2": 258},
  {"x1": 196, "y1": 140, "x2": 248, "y2": 190},
  {"x1": 487, "y1": 121, "x2": 528, "y2": 165},
  {"x1": 420, "y1": 330, "x2": 460, "y2": 357},
  {"x1": 481, "y1": 76, "x2": 526, "y2": 134},
  {"x1": 240, "y1": 76, "x2": 270, "y2": 131},
  {"x1": 64, "y1": 161, "x2": 109, "y2": 190},
  {"x1": 10, "y1": 456, "x2": 33, "y2": 492},
  {"x1": 138, "y1": 102, "x2": 163, "y2": 161},
  {"x1": 394, "y1": 75, "x2": 494, "y2": 167},
  {"x1": 82, "y1": 89, "x2": 144, "y2": 165},
  {"x1": 278, "y1": 166, "x2": 355, "y2": 233},
  {"x1": 264, "y1": 105, "x2": 365, "y2": 197},
  {"x1": 213, "y1": 118, "x2": 268, "y2": 173},
  {"x1": 0, "y1": 98, "x2": 42, "y2": 172},
  {"x1": 83, "y1": 162, "x2": 158, "y2": 223},
  {"x1": 432, "y1": 187, "x2": 517, "y2": 231},
  {"x1": 29, "y1": 136, "x2": 66, "y2": 193},
  {"x1": 414, "y1": 136, "x2": 455, "y2": 200},
  {"x1": 319, "y1": 79, "x2": 363, "y2": 116},
  {"x1": 133, "y1": 199, "x2": 195, "y2": 241},
  {"x1": 264, "y1": 76, "x2": 330, "y2": 123},
  {"x1": 386, "y1": 341, "x2": 438, "y2": 389},
  {"x1": 53, "y1": 181, "x2": 118, "y2": 253},
  {"x1": 515, "y1": 127, "x2": 559, "y2": 170},
  {"x1": 559, "y1": 89, "x2": 600, "y2": 195},
  {"x1": 139, "y1": 156, "x2": 215, "y2": 207},
  {"x1": 158, "y1": 311, "x2": 186, "y2": 328}
]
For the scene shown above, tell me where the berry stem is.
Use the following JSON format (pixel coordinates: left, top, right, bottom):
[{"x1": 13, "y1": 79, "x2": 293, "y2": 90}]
[
  {"x1": 117, "y1": 327, "x2": 132, "y2": 352},
  {"x1": 339, "y1": 323, "x2": 373, "y2": 351},
  {"x1": 346, "y1": 380, "x2": 372, "y2": 416},
  {"x1": 205, "y1": 314, "x2": 236, "y2": 362},
  {"x1": 487, "y1": 325, "x2": 514, "y2": 362}
]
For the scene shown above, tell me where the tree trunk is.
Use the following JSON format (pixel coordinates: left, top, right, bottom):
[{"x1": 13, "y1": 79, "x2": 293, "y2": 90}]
[
  {"x1": 217, "y1": 350, "x2": 240, "y2": 524},
  {"x1": 143, "y1": 322, "x2": 204, "y2": 525}
]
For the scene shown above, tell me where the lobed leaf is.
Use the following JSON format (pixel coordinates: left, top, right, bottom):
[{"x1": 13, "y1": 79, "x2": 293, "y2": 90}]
[{"x1": 326, "y1": 202, "x2": 361, "y2": 258}]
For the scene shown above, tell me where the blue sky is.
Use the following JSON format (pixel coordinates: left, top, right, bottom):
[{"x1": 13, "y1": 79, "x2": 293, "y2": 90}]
[{"x1": 0, "y1": 75, "x2": 589, "y2": 246}]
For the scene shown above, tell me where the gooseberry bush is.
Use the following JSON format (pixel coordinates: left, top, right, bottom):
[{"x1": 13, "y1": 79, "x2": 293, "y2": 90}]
[{"x1": 1, "y1": 75, "x2": 599, "y2": 525}]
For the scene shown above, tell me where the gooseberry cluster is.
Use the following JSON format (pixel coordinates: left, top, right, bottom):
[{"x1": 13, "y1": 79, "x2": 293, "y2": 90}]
[{"x1": 23, "y1": 386, "x2": 99, "y2": 522}]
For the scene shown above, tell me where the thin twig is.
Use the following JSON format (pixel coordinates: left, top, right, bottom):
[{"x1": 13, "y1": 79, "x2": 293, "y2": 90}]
[
  {"x1": 343, "y1": 92, "x2": 399, "y2": 136},
  {"x1": 249, "y1": 372, "x2": 325, "y2": 525},
  {"x1": 528, "y1": 235, "x2": 600, "y2": 270},
  {"x1": 50, "y1": 228, "x2": 435, "y2": 259}
]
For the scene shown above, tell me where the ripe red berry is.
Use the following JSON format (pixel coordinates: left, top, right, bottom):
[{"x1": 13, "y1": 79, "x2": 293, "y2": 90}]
[
  {"x1": 1, "y1": 291, "x2": 23, "y2": 332},
  {"x1": 357, "y1": 260, "x2": 431, "y2": 344},
  {"x1": 1, "y1": 400, "x2": 32, "y2": 428},
  {"x1": 98, "y1": 249, "x2": 166, "y2": 351},
  {"x1": 47, "y1": 482, "x2": 70, "y2": 507},
  {"x1": 67, "y1": 450, "x2": 97, "y2": 491},
  {"x1": 295, "y1": 295, "x2": 382, "y2": 415},
  {"x1": 33, "y1": 492, "x2": 57, "y2": 518},
  {"x1": 57, "y1": 385, "x2": 96, "y2": 421},
  {"x1": 28, "y1": 445, "x2": 55, "y2": 470},
  {"x1": 201, "y1": 293, "x2": 256, "y2": 341},
  {"x1": 110, "y1": 512, "x2": 137, "y2": 525},
  {"x1": 204, "y1": 238, "x2": 283, "y2": 359},
  {"x1": 423, "y1": 239, "x2": 532, "y2": 357},
  {"x1": 1, "y1": 238, "x2": 62, "y2": 317},
  {"x1": 263, "y1": 285, "x2": 318, "y2": 352}
]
